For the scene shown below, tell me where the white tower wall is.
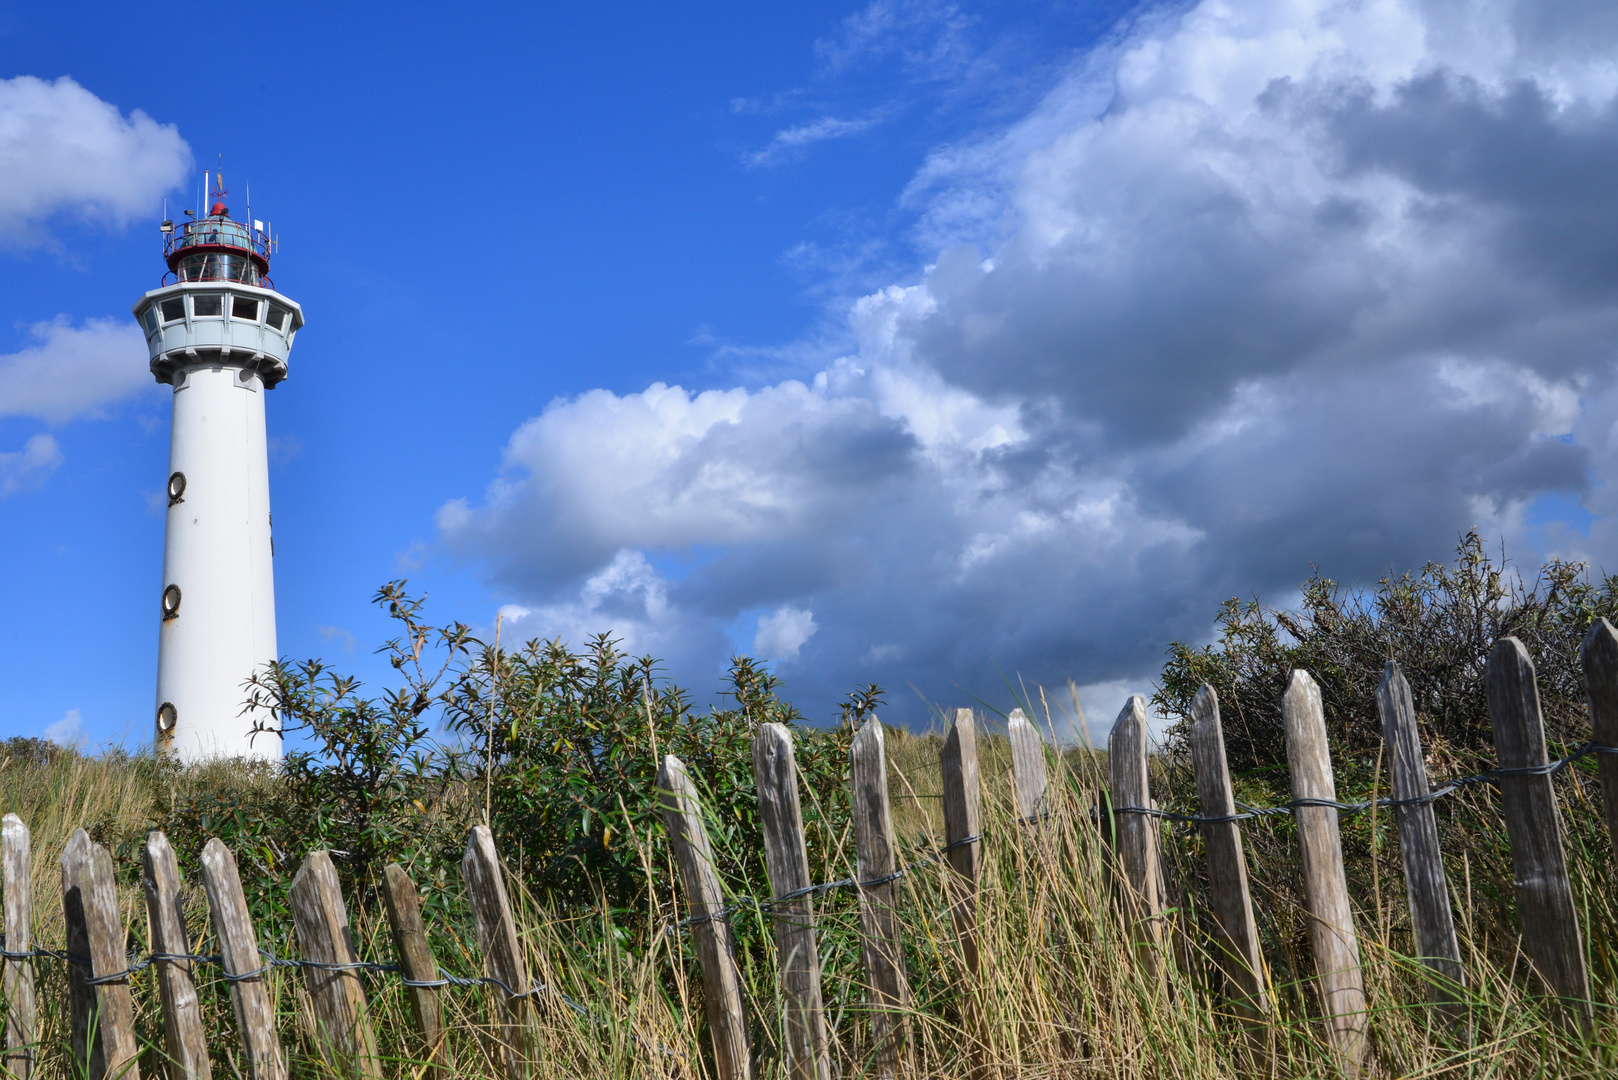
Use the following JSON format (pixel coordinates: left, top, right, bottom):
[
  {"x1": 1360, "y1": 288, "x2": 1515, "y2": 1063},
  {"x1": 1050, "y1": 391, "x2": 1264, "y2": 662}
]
[
  {"x1": 135, "y1": 274, "x2": 304, "y2": 762},
  {"x1": 157, "y1": 364, "x2": 279, "y2": 760}
]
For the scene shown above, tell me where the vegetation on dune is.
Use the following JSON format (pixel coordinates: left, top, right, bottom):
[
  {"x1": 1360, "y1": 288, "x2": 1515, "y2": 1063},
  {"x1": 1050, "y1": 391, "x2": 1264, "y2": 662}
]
[{"x1": 5, "y1": 534, "x2": 1618, "y2": 1076}]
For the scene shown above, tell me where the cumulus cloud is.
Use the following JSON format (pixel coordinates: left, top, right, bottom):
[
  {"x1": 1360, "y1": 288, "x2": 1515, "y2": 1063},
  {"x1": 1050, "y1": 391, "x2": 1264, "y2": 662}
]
[
  {"x1": 43, "y1": 707, "x2": 82, "y2": 748},
  {"x1": 442, "y1": 0, "x2": 1618, "y2": 727},
  {"x1": 0, "y1": 76, "x2": 190, "y2": 243},
  {"x1": 0, "y1": 317, "x2": 153, "y2": 423},
  {"x1": 755, "y1": 606, "x2": 819, "y2": 664},
  {"x1": 0, "y1": 434, "x2": 62, "y2": 496}
]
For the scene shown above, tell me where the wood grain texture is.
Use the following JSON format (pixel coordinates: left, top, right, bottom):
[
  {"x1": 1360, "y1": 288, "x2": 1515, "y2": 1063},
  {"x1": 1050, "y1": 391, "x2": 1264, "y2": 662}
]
[
  {"x1": 1282, "y1": 671, "x2": 1368, "y2": 1077},
  {"x1": 61, "y1": 828, "x2": 140, "y2": 1080},
  {"x1": 753, "y1": 724, "x2": 830, "y2": 1080},
  {"x1": 1108, "y1": 696, "x2": 1166, "y2": 987},
  {"x1": 850, "y1": 719, "x2": 912, "y2": 1079},
  {"x1": 290, "y1": 851, "x2": 381, "y2": 1078},
  {"x1": 461, "y1": 825, "x2": 533, "y2": 1079},
  {"x1": 658, "y1": 755, "x2": 752, "y2": 1080},
  {"x1": 1006, "y1": 708, "x2": 1048, "y2": 824},
  {"x1": 200, "y1": 838, "x2": 286, "y2": 1080},
  {"x1": 1579, "y1": 618, "x2": 1618, "y2": 863},
  {"x1": 141, "y1": 831, "x2": 211, "y2": 1080},
  {"x1": 3, "y1": 814, "x2": 34, "y2": 1080},
  {"x1": 1486, "y1": 637, "x2": 1594, "y2": 1033},
  {"x1": 941, "y1": 708, "x2": 986, "y2": 1080},
  {"x1": 940, "y1": 708, "x2": 983, "y2": 975},
  {"x1": 382, "y1": 863, "x2": 447, "y2": 1079},
  {"x1": 1188, "y1": 685, "x2": 1267, "y2": 1017},
  {"x1": 1376, "y1": 662, "x2": 1466, "y2": 1031}
]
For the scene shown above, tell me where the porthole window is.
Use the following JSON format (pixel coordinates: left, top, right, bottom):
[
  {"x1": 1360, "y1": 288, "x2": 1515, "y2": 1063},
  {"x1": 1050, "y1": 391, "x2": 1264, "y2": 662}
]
[
  {"x1": 160, "y1": 298, "x2": 186, "y2": 323},
  {"x1": 167, "y1": 471, "x2": 186, "y2": 505},
  {"x1": 161, "y1": 584, "x2": 182, "y2": 620},
  {"x1": 156, "y1": 702, "x2": 177, "y2": 735},
  {"x1": 266, "y1": 304, "x2": 289, "y2": 331},
  {"x1": 192, "y1": 294, "x2": 223, "y2": 317},
  {"x1": 232, "y1": 296, "x2": 259, "y2": 321}
]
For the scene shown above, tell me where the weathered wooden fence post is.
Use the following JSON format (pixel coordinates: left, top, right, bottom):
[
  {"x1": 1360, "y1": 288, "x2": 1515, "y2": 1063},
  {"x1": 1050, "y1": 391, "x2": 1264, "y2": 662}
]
[
  {"x1": 941, "y1": 708, "x2": 986, "y2": 1079},
  {"x1": 462, "y1": 825, "x2": 534, "y2": 1080},
  {"x1": 382, "y1": 863, "x2": 447, "y2": 1079},
  {"x1": 61, "y1": 829, "x2": 140, "y2": 1080},
  {"x1": 658, "y1": 754, "x2": 752, "y2": 1080},
  {"x1": 1007, "y1": 708, "x2": 1048, "y2": 827},
  {"x1": 142, "y1": 831, "x2": 211, "y2": 1080},
  {"x1": 1486, "y1": 637, "x2": 1593, "y2": 1033},
  {"x1": 850, "y1": 718, "x2": 912, "y2": 1080},
  {"x1": 753, "y1": 724, "x2": 830, "y2": 1080},
  {"x1": 1579, "y1": 618, "x2": 1618, "y2": 859},
  {"x1": 200, "y1": 837, "x2": 287, "y2": 1080},
  {"x1": 1282, "y1": 671, "x2": 1368, "y2": 1077},
  {"x1": 1108, "y1": 696, "x2": 1166, "y2": 989},
  {"x1": 1376, "y1": 662, "x2": 1466, "y2": 1032},
  {"x1": 1188, "y1": 684, "x2": 1267, "y2": 1017},
  {"x1": 941, "y1": 708, "x2": 983, "y2": 976},
  {"x1": 2, "y1": 814, "x2": 34, "y2": 1080},
  {"x1": 290, "y1": 851, "x2": 382, "y2": 1078}
]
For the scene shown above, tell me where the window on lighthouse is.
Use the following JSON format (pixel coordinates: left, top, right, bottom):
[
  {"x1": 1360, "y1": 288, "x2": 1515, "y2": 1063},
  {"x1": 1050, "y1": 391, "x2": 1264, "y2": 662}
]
[
  {"x1": 232, "y1": 296, "x2": 260, "y2": 321},
  {"x1": 160, "y1": 298, "x2": 185, "y2": 323},
  {"x1": 266, "y1": 304, "x2": 289, "y2": 331},
  {"x1": 193, "y1": 294, "x2": 223, "y2": 317}
]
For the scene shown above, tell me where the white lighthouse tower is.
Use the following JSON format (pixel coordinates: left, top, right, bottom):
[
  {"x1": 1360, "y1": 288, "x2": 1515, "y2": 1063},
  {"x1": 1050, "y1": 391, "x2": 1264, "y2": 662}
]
[{"x1": 131, "y1": 175, "x2": 304, "y2": 761}]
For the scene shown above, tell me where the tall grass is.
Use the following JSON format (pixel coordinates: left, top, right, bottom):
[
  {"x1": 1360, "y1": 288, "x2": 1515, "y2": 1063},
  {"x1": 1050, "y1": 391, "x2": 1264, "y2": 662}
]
[{"x1": 4, "y1": 713, "x2": 1616, "y2": 1078}]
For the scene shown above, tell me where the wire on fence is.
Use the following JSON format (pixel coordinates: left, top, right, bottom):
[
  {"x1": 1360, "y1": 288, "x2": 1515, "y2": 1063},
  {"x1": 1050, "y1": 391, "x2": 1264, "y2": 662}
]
[{"x1": 1108, "y1": 740, "x2": 1618, "y2": 827}]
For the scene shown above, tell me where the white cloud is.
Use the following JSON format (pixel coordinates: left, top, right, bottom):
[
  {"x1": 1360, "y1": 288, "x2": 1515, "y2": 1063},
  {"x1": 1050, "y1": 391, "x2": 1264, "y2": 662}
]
[
  {"x1": 43, "y1": 707, "x2": 82, "y2": 748},
  {"x1": 754, "y1": 606, "x2": 819, "y2": 663},
  {"x1": 0, "y1": 317, "x2": 153, "y2": 424},
  {"x1": 0, "y1": 76, "x2": 190, "y2": 243},
  {"x1": 748, "y1": 114, "x2": 885, "y2": 167},
  {"x1": 0, "y1": 434, "x2": 62, "y2": 496},
  {"x1": 442, "y1": 0, "x2": 1618, "y2": 726}
]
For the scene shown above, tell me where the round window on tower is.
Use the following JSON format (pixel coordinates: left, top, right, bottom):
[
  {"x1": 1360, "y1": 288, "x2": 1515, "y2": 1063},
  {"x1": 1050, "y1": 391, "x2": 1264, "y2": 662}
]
[
  {"x1": 161, "y1": 584, "x2": 182, "y2": 621},
  {"x1": 167, "y1": 471, "x2": 186, "y2": 506},
  {"x1": 156, "y1": 702, "x2": 177, "y2": 736}
]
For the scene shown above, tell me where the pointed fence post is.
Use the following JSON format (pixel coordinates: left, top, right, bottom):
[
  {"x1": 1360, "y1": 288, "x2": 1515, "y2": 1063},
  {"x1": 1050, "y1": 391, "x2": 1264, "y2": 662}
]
[
  {"x1": 3, "y1": 815, "x2": 35, "y2": 1080},
  {"x1": 1188, "y1": 685, "x2": 1268, "y2": 1017},
  {"x1": 658, "y1": 754, "x2": 752, "y2": 1080},
  {"x1": 382, "y1": 863, "x2": 447, "y2": 1080},
  {"x1": 753, "y1": 724, "x2": 830, "y2": 1080},
  {"x1": 1486, "y1": 637, "x2": 1593, "y2": 1033},
  {"x1": 462, "y1": 826, "x2": 533, "y2": 1080},
  {"x1": 61, "y1": 829, "x2": 141, "y2": 1080},
  {"x1": 290, "y1": 851, "x2": 382, "y2": 1078},
  {"x1": 1376, "y1": 662, "x2": 1466, "y2": 1032},
  {"x1": 941, "y1": 708, "x2": 986, "y2": 1079},
  {"x1": 1282, "y1": 671, "x2": 1368, "y2": 1077},
  {"x1": 142, "y1": 831, "x2": 211, "y2": 1080},
  {"x1": 941, "y1": 708, "x2": 983, "y2": 976},
  {"x1": 1108, "y1": 697, "x2": 1166, "y2": 988},
  {"x1": 1579, "y1": 618, "x2": 1618, "y2": 860},
  {"x1": 850, "y1": 719, "x2": 911, "y2": 1080},
  {"x1": 200, "y1": 838, "x2": 287, "y2": 1080},
  {"x1": 1007, "y1": 708, "x2": 1048, "y2": 828}
]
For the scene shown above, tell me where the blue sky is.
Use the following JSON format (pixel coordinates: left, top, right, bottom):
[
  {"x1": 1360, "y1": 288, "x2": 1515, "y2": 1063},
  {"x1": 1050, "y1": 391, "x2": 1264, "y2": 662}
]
[{"x1": 4, "y1": 0, "x2": 1618, "y2": 749}]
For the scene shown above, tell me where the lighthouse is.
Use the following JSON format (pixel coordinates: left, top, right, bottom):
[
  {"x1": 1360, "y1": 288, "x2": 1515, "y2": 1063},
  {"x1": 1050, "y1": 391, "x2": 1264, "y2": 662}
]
[{"x1": 131, "y1": 174, "x2": 304, "y2": 761}]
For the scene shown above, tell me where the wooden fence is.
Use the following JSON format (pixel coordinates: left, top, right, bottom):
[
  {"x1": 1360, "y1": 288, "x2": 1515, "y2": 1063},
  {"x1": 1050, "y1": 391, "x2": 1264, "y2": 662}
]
[{"x1": 3, "y1": 622, "x2": 1617, "y2": 1079}]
